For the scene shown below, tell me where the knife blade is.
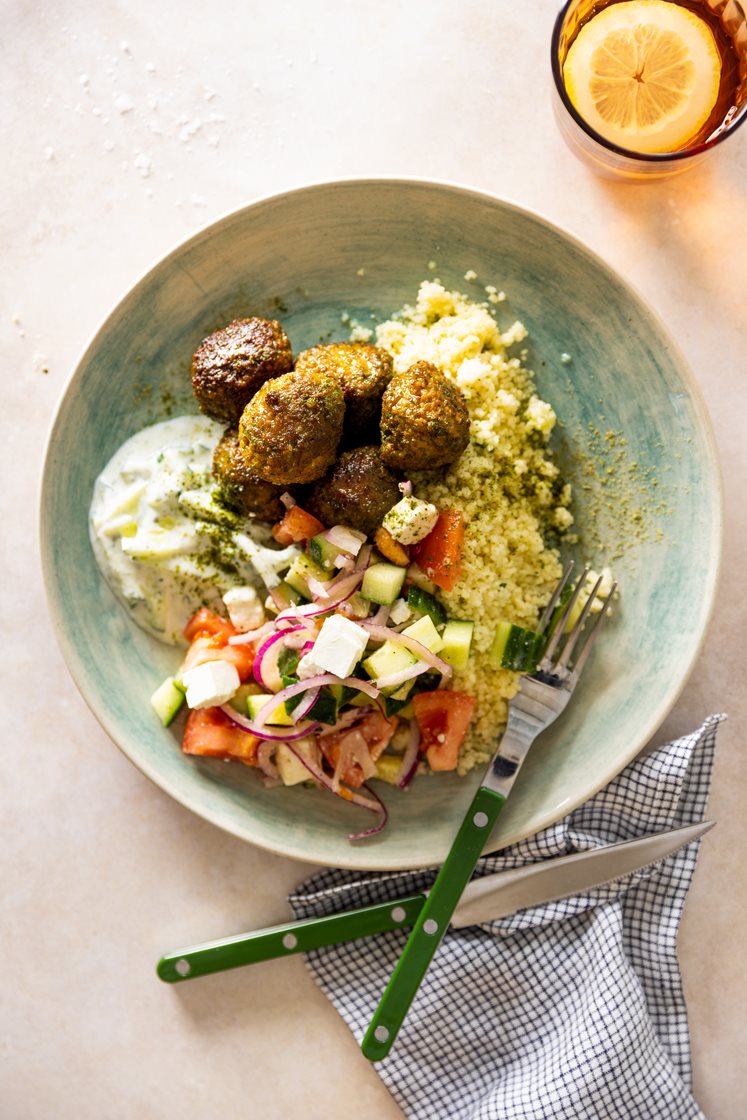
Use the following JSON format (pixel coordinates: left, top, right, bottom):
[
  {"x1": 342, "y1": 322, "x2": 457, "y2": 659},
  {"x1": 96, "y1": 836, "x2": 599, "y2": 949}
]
[{"x1": 156, "y1": 820, "x2": 712, "y2": 984}]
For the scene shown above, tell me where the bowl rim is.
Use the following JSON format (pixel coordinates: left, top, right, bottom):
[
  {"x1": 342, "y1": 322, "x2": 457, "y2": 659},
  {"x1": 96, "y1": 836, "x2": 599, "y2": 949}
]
[{"x1": 39, "y1": 175, "x2": 724, "y2": 870}]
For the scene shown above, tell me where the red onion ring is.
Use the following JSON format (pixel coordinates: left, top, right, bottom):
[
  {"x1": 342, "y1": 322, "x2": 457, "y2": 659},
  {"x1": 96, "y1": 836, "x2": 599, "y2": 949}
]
[
  {"x1": 374, "y1": 661, "x2": 430, "y2": 690},
  {"x1": 253, "y1": 674, "x2": 380, "y2": 726},
  {"x1": 371, "y1": 604, "x2": 391, "y2": 627},
  {"x1": 361, "y1": 623, "x2": 453, "y2": 683},
  {"x1": 228, "y1": 621, "x2": 274, "y2": 646},
  {"x1": 280, "y1": 492, "x2": 296, "y2": 509},
  {"x1": 256, "y1": 741, "x2": 279, "y2": 780},
  {"x1": 219, "y1": 704, "x2": 320, "y2": 742},
  {"x1": 253, "y1": 626, "x2": 304, "y2": 691},
  {"x1": 280, "y1": 740, "x2": 389, "y2": 840},
  {"x1": 317, "y1": 706, "x2": 373, "y2": 737},
  {"x1": 355, "y1": 544, "x2": 372, "y2": 572},
  {"x1": 397, "y1": 719, "x2": 421, "y2": 790},
  {"x1": 289, "y1": 686, "x2": 321, "y2": 723},
  {"x1": 348, "y1": 783, "x2": 389, "y2": 841}
]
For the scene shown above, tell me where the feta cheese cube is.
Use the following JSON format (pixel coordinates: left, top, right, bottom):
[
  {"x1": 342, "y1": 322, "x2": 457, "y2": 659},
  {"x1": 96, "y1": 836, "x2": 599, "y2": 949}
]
[
  {"x1": 389, "y1": 597, "x2": 411, "y2": 625},
  {"x1": 223, "y1": 586, "x2": 265, "y2": 632},
  {"x1": 180, "y1": 660, "x2": 240, "y2": 709},
  {"x1": 382, "y1": 496, "x2": 439, "y2": 546},
  {"x1": 305, "y1": 614, "x2": 370, "y2": 679}
]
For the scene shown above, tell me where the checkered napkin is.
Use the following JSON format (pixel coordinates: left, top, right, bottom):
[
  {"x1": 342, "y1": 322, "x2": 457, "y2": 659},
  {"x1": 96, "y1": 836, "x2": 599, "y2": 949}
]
[{"x1": 288, "y1": 715, "x2": 722, "y2": 1120}]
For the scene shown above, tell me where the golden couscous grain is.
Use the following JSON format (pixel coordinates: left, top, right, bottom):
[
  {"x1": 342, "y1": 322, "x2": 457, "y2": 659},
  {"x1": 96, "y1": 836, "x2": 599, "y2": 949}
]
[{"x1": 375, "y1": 281, "x2": 572, "y2": 773}]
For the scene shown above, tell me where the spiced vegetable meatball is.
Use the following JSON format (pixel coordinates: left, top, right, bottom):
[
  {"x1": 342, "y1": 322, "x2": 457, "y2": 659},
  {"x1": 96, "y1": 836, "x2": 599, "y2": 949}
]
[
  {"x1": 306, "y1": 446, "x2": 401, "y2": 536},
  {"x1": 379, "y1": 361, "x2": 470, "y2": 471},
  {"x1": 212, "y1": 428, "x2": 286, "y2": 522},
  {"x1": 191, "y1": 317, "x2": 293, "y2": 424},
  {"x1": 238, "y1": 369, "x2": 345, "y2": 485},
  {"x1": 294, "y1": 342, "x2": 393, "y2": 443}
]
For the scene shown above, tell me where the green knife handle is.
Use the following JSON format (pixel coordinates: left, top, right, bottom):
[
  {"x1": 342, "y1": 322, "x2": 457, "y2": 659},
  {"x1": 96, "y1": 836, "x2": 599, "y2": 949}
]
[
  {"x1": 361, "y1": 785, "x2": 506, "y2": 1061},
  {"x1": 156, "y1": 893, "x2": 426, "y2": 983}
]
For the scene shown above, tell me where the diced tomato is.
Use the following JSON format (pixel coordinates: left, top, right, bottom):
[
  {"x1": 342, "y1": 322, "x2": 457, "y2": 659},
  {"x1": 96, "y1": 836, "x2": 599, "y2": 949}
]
[
  {"x1": 182, "y1": 707, "x2": 259, "y2": 766},
  {"x1": 410, "y1": 510, "x2": 465, "y2": 592},
  {"x1": 184, "y1": 607, "x2": 236, "y2": 643},
  {"x1": 272, "y1": 505, "x2": 326, "y2": 545},
  {"x1": 319, "y1": 711, "x2": 398, "y2": 788},
  {"x1": 181, "y1": 635, "x2": 255, "y2": 681},
  {"x1": 181, "y1": 608, "x2": 255, "y2": 681},
  {"x1": 412, "y1": 690, "x2": 475, "y2": 772}
]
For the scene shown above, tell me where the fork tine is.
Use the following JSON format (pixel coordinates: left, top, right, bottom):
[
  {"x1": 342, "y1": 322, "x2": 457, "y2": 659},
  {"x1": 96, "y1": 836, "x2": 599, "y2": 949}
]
[
  {"x1": 537, "y1": 561, "x2": 575, "y2": 633},
  {"x1": 566, "y1": 582, "x2": 617, "y2": 677},
  {"x1": 542, "y1": 568, "x2": 590, "y2": 662},
  {"x1": 555, "y1": 572, "x2": 604, "y2": 669}
]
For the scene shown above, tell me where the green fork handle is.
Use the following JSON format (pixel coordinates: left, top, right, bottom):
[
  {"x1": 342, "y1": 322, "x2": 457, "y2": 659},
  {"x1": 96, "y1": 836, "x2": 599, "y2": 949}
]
[
  {"x1": 361, "y1": 785, "x2": 506, "y2": 1061},
  {"x1": 156, "y1": 893, "x2": 426, "y2": 983}
]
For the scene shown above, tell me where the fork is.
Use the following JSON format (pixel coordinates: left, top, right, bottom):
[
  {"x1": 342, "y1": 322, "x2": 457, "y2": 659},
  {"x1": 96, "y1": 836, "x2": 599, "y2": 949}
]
[{"x1": 361, "y1": 562, "x2": 617, "y2": 1061}]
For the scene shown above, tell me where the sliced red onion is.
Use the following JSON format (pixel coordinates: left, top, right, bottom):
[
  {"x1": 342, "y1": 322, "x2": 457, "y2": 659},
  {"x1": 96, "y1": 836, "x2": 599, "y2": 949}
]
[
  {"x1": 371, "y1": 604, "x2": 391, "y2": 627},
  {"x1": 361, "y1": 623, "x2": 453, "y2": 683},
  {"x1": 397, "y1": 719, "x2": 421, "y2": 790},
  {"x1": 307, "y1": 574, "x2": 334, "y2": 600},
  {"x1": 334, "y1": 554, "x2": 355, "y2": 570},
  {"x1": 317, "y1": 706, "x2": 373, "y2": 737},
  {"x1": 275, "y1": 571, "x2": 364, "y2": 622},
  {"x1": 256, "y1": 741, "x2": 279, "y2": 780},
  {"x1": 283, "y1": 630, "x2": 316, "y2": 650},
  {"x1": 268, "y1": 586, "x2": 289, "y2": 613},
  {"x1": 399, "y1": 480, "x2": 413, "y2": 497},
  {"x1": 345, "y1": 730, "x2": 377, "y2": 780},
  {"x1": 289, "y1": 686, "x2": 321, "y2": 723},
  {"x1": 280, "y1": 492, "x2": 296, "y2": 509},
  {"x1": 253, "y1": 626, "x2": 304, "y2": 692},
  {"x1": 326, "y1": 525, "x2": 366, "y2": 555},
  {"x1": 228, "y1": 621, "x2": 274, "y2": 646},
  {"x1": 348, "y1": 783, "x2": 389, "y2": 841},
  {"x1": 253, "y1": 674, "x2": 380, "y2": 726},
  {"x1": 219, "y1": 704, "x2": 320, "y2": 742},
  {"x1": 355, "y1": 544, "x2": 372, "y2": 572},
  {"x1": 374, "y1": 660, "x2": 430, "y2": 690}
]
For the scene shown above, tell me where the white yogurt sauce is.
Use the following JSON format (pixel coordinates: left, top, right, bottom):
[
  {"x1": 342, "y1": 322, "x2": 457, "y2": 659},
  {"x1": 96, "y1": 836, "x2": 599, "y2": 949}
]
[{"x1": 90, "y1": 415, "x2": 299, "y2": 645}]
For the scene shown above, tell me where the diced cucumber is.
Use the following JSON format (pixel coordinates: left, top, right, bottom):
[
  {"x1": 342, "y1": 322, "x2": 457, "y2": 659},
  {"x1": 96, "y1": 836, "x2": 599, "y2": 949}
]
[
  {"x1": 150, "y1": 676, "x2": 185, "y2": 726},
  {"x1": 406, "y1": 586, "x2": 446, "y2": 627},
  {"x1": 361, "y1": 562, "x2": 407, "y2": 605},
  {"x1": 247, "y1": 693, "x2": 294, "y2": 727},
  {"x1": 401, "y1": 614, "x2": 444, "y2": 653},
  {"x1": 440, "y1": 619, "x2": 474, "y2": 670},
  {"x1": 374, "y1": 754, "x2": 403, "y2": 785},
  {"x1": 345, "y1": 591, "x2": 371, "y2": 619},
  {"x1": 363, "y1": 641, "x2": 417, "y2": 684},
  {"x1": 490, "y1": 622, "x2": 544, "y2": 673},
  {"x1": 276, "y1": 740, "x2": 319, "y2": 786},
  {"x1": 284, "y1": 554, "x2": 330, "y2": 598},
  {"x1": 308, "y1": 534, "x2": 343, "y2": 571},
  {"x1": 228, "y1": 682, "x2": 262, "y2": 713}
]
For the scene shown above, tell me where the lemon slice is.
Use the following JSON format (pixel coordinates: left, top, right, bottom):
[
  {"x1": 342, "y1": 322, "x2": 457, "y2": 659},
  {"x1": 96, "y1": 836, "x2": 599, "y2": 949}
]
[{"x1": 563, "y1": 0, "x2": 721, "y2": 154}]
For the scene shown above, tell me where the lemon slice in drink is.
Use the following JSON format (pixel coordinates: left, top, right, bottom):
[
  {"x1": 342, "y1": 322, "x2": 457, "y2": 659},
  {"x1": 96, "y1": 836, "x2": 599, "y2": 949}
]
[{"x1": 563, "y1": 0, "x2": 721, "y2": 154}]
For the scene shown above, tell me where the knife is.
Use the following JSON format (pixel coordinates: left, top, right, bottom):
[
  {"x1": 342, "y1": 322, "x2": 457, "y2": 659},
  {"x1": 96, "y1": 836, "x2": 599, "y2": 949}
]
[{"x1": 156, "y1": 820, "x2": 712, "y2": 984}]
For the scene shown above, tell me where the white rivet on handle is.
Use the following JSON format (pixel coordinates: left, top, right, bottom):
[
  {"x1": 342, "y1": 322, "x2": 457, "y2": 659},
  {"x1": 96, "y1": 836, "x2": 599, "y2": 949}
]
[
  {"x1": 423, "y1": 919, "x2": 439, "y2": 935},
  {"x1": 175, "y1": 958, "x2": 191, "y2": 977},
  {"x1": 282, "y1": 933, "x2": 298, "y2": 950},
  {"x1": 473, "y1": 811, "x2": 489, "y2": 828},
  {"x1": 391, "y1": 906, "x2": 407, "y2": 923},
  {"x1": 374, "y1": 1025, "x2": 390, "y2": 1043}
]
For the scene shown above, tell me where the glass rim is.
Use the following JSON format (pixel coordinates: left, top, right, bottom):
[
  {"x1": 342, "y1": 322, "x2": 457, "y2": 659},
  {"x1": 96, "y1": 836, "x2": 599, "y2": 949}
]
[{"x1": 550, "y1": 0, "x2": 747, "y2": 164}]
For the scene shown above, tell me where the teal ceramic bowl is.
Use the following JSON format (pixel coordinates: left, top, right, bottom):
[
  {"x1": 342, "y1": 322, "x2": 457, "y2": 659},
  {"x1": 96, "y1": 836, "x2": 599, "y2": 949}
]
[{"x1": 41, "y1": 179, "x2": 721, "y2": 871}]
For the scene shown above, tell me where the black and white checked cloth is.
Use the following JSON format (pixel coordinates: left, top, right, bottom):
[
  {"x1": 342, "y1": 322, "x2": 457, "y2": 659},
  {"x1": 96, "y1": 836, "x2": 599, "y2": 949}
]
[{"x1": 289, "y1": 715, "x2": 723, "y2": 1120}]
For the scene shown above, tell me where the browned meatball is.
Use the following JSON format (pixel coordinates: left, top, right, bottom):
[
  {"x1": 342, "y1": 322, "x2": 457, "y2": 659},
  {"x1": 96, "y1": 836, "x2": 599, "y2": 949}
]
[
  {"x1": 379, "y1": 361, "x2": 470, "y2": 471},
  {"x1": 294, "y1": 342, "x2": 392, "y2": 443},
  {"x1": 238, "y1": 369, "x2": 345, "y2": 485},
  {"x1": 306, "y1": 446, "x2": 401, "y2": 536},
  {"x1": 191, "y1": 317, "x2": 293, "y2": 424},
  {"x1": 212, "y1": 428, "x2": 286, "y2": 522}
]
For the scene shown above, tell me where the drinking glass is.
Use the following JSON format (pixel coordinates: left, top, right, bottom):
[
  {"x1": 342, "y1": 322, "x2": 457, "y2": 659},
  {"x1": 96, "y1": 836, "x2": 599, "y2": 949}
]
[{"x1": 551, "y1": 0, "x2": 747, "y2": 180}]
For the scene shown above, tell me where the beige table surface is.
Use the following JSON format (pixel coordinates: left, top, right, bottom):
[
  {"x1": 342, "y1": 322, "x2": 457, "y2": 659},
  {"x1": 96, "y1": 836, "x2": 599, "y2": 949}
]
[{"x1": 2, "y1": 2, "x2": 745, "y2": 1117}]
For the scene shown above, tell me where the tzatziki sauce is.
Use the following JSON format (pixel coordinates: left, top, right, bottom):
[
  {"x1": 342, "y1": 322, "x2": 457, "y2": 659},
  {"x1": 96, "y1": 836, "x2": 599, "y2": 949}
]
[{"x1": 89, "y1": 415, "x2": 299, "y2": 645}]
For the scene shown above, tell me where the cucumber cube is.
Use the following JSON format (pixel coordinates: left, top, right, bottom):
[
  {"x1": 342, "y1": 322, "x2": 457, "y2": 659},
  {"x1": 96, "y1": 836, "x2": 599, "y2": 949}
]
[
  {"x1": 150, "y1": 676, "x2": 185, "y2": 726},
  {"x1": 247, "y1": 693, "x2": 294, "y2": 727},
  {"x1": 401, "y1": 614, "x2": 444, "y2": 653},
  {"x1": 361, "y1": 563, "x2": 407, "y2": 605},
  {"x1": 440, "y1": 620, "x2": 474, "y2": 670},
  {"x1": 285, "y1": 554, "x2": 330, "y2": 598},
  {"x1": 374, "y1": 754, "x2": 403, "y2": 785}
]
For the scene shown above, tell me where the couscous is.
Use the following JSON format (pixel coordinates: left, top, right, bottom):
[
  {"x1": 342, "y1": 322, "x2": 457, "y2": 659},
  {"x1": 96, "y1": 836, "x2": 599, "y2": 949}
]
[{"x1": 375, "y1": 281, "x2": 571, "y2": 771}]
